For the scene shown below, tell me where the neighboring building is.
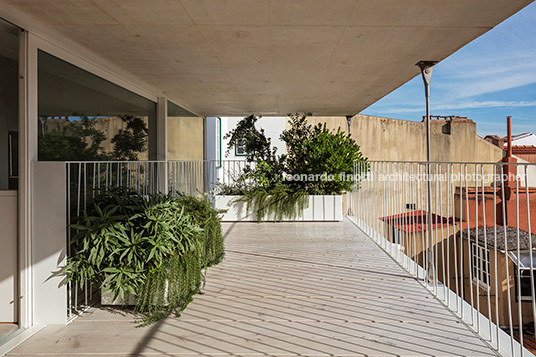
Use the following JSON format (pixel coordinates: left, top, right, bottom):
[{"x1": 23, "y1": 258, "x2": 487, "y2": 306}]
[
  {"x1": 380, "y1": 210, "x2": 456, "y2": 276},
  {"x1": 205, "y1": 116, "x2": 286, "y2": 187},
  {"x1": 307, "y1": 115, "x2": 504, "y2": 163},
  {"x1": 511, "y1": 133, "x2": 536, "y2": 147},
  {"x1": 485, "y1": 131, "x2": 536, "y2": 163},
  {"x1": 457, "y1": 227, "x2": 536, "y2": 330}
]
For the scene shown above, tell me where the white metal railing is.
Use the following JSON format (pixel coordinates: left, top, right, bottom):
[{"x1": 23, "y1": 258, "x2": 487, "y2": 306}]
[
  {"x1": 348, "y1": 161, "x2": 536, "y2": 357},
  {"x1": 64, "y1": 160, "x2": 250, "y2": 319}
]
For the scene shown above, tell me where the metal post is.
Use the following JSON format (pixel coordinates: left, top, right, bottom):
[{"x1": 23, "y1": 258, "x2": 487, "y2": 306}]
[{"x1": 417, "y1": 60, "x2": 437, "y2": 284}]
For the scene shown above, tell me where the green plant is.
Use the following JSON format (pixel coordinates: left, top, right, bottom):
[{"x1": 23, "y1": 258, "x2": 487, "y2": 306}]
[
  {"x1": 63, "y1": 187, "x2": 225, "y2": 325},
  {"x1": 218, "y1": 113, "x2": 368, "y2": 221},
  {"x1": 38, "y1": 116, "x2": 108, "y2": 161},
  {"x1": 281, "y1": 113, "x2": 368, "y2": 194},
  {"x1": 111, "y1": 115, "x2": 149, "y2": 160},
  {"x1": 223, "y1": 115, "x2": 285, "y2": 190},
  {"x1": 235, "y1": 184, "x2": 309, "y2": 222}
]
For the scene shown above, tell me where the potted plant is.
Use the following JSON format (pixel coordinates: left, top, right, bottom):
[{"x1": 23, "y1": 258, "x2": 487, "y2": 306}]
[
  {"x1": 62, "y1": 187, "x2": 225, "y2": 325},
  {"x1": 215, "y1": 113, "x2": 368, "y2": 222}
]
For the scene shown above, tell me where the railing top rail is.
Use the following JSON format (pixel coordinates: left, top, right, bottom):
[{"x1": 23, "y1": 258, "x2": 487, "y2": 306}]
[
  {"x1": 365, "y1": 160, "x2": 536, "y2": 166},
  {"x1": 57, "y1": 159, "x2": 536, "y2": 166},
  {"x1": 63, "y1": 160, "x2": 248, "y2": 164}
]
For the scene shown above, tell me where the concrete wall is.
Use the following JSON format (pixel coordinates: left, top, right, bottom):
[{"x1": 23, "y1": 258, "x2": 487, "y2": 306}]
[
  {"x1": 167, "y1": 116, "x2": 204, "y2": 161},
  {"x1": 304, "y1": 114, "x2": 504, "y2": 163},
  {"x1": 316, "y1": 114, "x2": 506, "y2": 217}
]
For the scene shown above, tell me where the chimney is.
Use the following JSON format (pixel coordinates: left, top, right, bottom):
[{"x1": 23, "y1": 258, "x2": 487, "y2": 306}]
[
  {"x1": 506, "y1": 116, "x2": 513, "y2": 158},
  {"x1": 502, "y1": 116, "x2": 517, "y2": 189}
]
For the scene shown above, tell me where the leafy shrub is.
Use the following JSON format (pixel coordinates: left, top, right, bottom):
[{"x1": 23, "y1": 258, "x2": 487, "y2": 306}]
[
  {"x1": 282, "y1": 113, "x2": 367, "y2": 194},
  {"x1": 217, "y1": 113, "x2": 368, "y2": 221},
  {"x1": 63, "y1": 187, "x2": 225, "y2": 324},
  {"x1": 223, "y1": 115, "x2": 286, "y2": 191},
  {"x1": 236, "y1": 184, "x2": 309, "y2": 222}
]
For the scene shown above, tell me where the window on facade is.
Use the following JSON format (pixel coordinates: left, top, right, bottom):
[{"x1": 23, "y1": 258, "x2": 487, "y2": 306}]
[
  {"x1": 471, "y1": 243, "x2": 490, "y2": 289},
  {"x1": 517, "y1": 271, "x2": 535, "y2": 301},
  {"x1": 511, "y1": 251, "x2": 536, "y2": 302},
  {"x1": 391, "y1": 226, "x2": 402, "y2": 244},
  {"x1": 235, "y1": 139, "x2": 247, "y2": 156},
  {"x1": 38, "y1": 50, "x2": 156, "y2": 161}
]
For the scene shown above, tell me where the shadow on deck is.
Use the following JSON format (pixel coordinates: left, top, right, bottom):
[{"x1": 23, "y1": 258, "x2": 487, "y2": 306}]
[{"x1": 6, "y1": 219, "x2": 497, "y2": 356}]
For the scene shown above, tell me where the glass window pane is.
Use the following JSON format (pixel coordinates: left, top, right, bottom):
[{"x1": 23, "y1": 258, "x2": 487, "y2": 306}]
[
  {"x1": 38, "y1": 50, "x2": 156, "y2": 161},
  {"x1": 167, "y1": 101, "x2": 203, "y2": 160},
  {"x1": 0, "y1": 21, "x2": 19, "y2": 189}
]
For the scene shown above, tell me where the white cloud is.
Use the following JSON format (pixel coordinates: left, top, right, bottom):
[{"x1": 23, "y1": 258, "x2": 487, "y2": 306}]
[{"x1": 366, "y1": 100, "x2": 536, "y2": 115}]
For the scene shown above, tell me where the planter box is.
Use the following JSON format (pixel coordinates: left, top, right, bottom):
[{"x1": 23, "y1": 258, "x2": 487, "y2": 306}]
[{"x1": 215, "y1": 195, "x2": 343, "y2": 222}]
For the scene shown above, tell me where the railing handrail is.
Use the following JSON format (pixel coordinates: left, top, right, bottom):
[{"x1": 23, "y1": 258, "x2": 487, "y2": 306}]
[{"x1": 60, "y1": 159, "x2": 536, "y2": 167}]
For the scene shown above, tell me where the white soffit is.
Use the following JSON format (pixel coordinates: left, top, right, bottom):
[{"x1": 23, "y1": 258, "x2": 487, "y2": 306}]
[{"x1": 1, "y1": 0, "x2": 533, "y2": 116}]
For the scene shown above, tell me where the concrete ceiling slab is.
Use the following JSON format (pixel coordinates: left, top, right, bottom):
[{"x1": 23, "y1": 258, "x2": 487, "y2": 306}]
[{"x1": 1, "y1": 0, "x2": 532, "y2": 116}]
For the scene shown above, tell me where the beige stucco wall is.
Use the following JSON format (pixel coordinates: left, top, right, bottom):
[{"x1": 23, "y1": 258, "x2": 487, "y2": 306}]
[
  {"x1": 167, "y1": 116, "x2": 204, "y2": 161},
  {"x1": 304, "y1": 114, "x2": 504, "y2": 163},
  {"x1": 309, "y1": 114, "x2": 505, "y2": 216}
]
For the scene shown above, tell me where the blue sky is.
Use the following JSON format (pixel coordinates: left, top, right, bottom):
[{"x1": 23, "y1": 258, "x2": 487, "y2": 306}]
[{"x1": 361, "y1": 2, "x2": 536, "y2": 138}]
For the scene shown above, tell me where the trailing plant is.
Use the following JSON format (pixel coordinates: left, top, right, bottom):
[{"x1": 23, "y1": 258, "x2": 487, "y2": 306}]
[
  {"x1": 235, "y1": 184, "x2": 309, "y2": 222},
  {"x1": 174, "y1": 195, "x2": 225, "y2": 267},
  {"x1": 62, "y1": 187, "x2": 225, "y2": 325},
  {"x1": 217, "y1": 113, "x2": 368, "y2": 221}
]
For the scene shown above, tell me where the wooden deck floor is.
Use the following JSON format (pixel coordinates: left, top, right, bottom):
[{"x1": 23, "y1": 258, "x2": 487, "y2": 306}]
[{"x1": 6, "y1": 220, "x2": 497, "y2": 356}]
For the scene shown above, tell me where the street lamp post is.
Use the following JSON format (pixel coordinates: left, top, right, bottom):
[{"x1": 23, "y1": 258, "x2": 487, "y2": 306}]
[{"x1": 416, "y1": 60, "x2": 438, "y2": 285}]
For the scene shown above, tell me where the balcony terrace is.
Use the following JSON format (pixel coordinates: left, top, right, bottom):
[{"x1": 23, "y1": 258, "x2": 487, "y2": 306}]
[{"x1": 6, "y1": 220, "x2": 497, "y2": 357}]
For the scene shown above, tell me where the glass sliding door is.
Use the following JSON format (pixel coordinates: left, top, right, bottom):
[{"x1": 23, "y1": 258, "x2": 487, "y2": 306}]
[{"x1": 0, "y1": 17, "x2": 19, "y2": 340}]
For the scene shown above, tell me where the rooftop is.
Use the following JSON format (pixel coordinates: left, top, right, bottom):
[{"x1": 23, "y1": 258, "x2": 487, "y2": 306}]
[
  {"x1": 380, "y1": 210, "x2": 454, "y2": 233},
  {"x1": 464, "y1": 226, "x2": 536, "y2": 251}
]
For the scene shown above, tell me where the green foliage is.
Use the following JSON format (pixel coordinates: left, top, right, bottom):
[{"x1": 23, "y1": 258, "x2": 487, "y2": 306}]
[
  {"x1": 38, "y1": 116, "x2": 108, "y2": 161},
  {"x1": 223, "y1": 115, "x2": 280, "y2": 163},
  {"x1": 223, "y1": 115, "x2": 286, "y2": 191},
  {"x1": 173, "y1": 195, "x2": 225, "y2": 267},
  {"x1": 38, "y1": 115, "x2": 149, "y2": 161},
  {"x1": 111, "y1": 116, "x2": 149, "y2": 160},
  {"x1": 63, "y1": 187, "x2": 225, "y2": 325},
  {"x1": 218, "y1": 113, "x2": 368, "y2": 220},
  {"x1": 235, "y1": 184, "x2": 309, "y2": 222},
  {"x1": 282, "y1": 113, "x2": 368, "y2": 194}
]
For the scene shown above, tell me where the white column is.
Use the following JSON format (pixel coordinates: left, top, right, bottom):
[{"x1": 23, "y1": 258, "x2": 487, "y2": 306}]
[
  {"x1": 18, "y1": 29, "x2": 38, "y2": 329},
  {"x1": 157, "y1": 97, "x2": 168, "y2": 193}
]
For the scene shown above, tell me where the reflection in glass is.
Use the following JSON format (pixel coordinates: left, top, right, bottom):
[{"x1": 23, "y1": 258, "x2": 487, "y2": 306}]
[
  {"x1": 167, "y1": 101, "x2": 203, "y2": 161},
  {"x1": 0, "y1": 20, "x2": 18, "y2": 190},
  {"x1": 38, "y1": 51, "x2": 156, "y2": 161}
]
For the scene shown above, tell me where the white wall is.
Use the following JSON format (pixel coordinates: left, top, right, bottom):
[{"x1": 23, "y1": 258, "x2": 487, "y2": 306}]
[
  {"x1": 32, "y1": 162, "x2": 67, "y2": 325},
  {"x1": 514, "y1": 156, "x2": 536, "y2": 187},
  {"x1": 220, "y1": 116, "x2": 286, "y2": 160},
  {"x1": 205, "y1": 116, "x2": 287, "y2": 191},
  {"x1": 513, "y1": 133, "x2": 536, "y2": 146}
]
